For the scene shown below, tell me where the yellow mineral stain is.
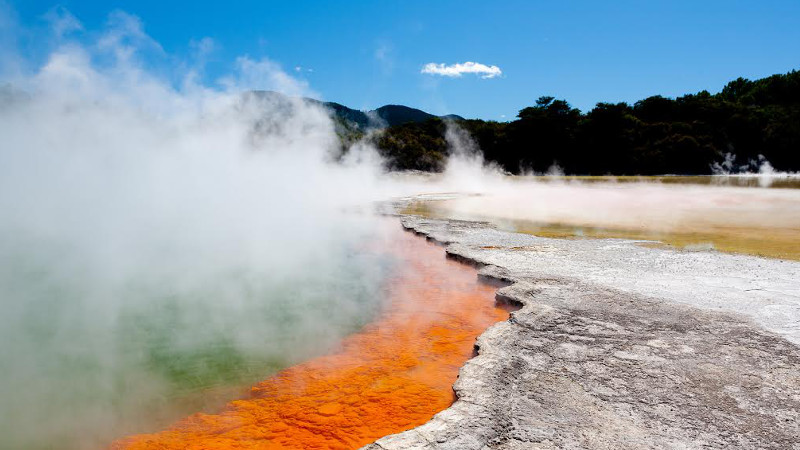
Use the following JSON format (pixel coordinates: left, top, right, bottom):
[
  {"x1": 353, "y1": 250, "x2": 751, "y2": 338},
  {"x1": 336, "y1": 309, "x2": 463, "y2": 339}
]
[{"x1": 404, "y1": 178, "x2": 800, "y2": 260}]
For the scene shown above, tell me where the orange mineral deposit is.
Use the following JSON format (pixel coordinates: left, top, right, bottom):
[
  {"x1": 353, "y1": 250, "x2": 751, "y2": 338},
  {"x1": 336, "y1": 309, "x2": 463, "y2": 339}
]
[{"x1": 114, "y1": 226, "x2": 511, "y2": 449}]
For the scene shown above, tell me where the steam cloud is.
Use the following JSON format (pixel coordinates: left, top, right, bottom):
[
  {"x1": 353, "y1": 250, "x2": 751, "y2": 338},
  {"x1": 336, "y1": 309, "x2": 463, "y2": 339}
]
[
  {"x1": 0, "y1": 6, "x2": 429, "y2": 448},
  {"x1": 10, "y1": 6, "x2": 795, "y2": 450}
]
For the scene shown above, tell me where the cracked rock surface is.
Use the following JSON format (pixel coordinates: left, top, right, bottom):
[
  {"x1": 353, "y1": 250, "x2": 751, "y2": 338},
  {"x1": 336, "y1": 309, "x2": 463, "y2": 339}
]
[{"x1": 363, "y1": 216, "x2": 800, "y2": 450}]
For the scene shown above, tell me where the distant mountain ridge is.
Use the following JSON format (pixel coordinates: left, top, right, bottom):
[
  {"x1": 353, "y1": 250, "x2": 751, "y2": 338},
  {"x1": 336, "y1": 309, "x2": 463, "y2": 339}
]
[
  {"x1": 318, "y1": 100, "x2": 464, "y2": 129},
  {"x1": 246, "y1": 90, "x2": 463, "y2": 129}
]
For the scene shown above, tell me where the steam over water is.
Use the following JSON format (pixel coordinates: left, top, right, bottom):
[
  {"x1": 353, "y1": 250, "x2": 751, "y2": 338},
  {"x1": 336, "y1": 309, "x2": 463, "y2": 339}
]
[
  {"x1": 0, "y1": 9, "x2": 505, "y2": 448},
  {"x1": 115, "y1": 223, "x2": 511, "y2": 449},
  {"x1": 0, "y1": 8, "x2": 409, "y2": 449}
]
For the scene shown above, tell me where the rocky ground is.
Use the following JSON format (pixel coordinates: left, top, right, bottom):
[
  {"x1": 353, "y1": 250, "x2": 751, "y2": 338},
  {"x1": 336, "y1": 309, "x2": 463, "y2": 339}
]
[{"x1": 363, "y1": 216, "x2": 800, "y2": 449}]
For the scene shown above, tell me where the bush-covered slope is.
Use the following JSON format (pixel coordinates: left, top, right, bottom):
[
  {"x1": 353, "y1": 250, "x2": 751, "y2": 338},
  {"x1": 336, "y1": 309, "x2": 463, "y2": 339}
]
[{"x1": 370, "y1": 70, "x2": 800, "y2": 174}]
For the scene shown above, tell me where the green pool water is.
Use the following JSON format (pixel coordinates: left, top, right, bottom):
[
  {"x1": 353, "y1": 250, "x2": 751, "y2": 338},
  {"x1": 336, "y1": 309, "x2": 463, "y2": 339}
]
[{"x1": 0, "y1": 225, "x2": 393, "y2": 450}]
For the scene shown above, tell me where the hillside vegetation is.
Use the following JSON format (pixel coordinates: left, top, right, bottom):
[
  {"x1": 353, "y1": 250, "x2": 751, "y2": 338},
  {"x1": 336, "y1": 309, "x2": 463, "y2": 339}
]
[{"x1": 366, "y1": 70, "x2": 800, "y2": 174}]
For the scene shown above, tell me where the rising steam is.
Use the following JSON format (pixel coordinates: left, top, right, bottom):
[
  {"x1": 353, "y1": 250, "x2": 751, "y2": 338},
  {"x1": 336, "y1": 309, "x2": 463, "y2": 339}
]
[
  {"x1": 0, "y1": 7, "x2": 411, "y2": 449},
  {"x1": 9, "y1": 6, "x2": 797, "y2": 450}
]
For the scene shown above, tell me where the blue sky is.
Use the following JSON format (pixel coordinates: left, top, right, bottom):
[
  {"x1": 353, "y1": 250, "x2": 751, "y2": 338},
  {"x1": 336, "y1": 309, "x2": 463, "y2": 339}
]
[{"x1": 6, "y1": 0, "x2": 800, "y2": 119}]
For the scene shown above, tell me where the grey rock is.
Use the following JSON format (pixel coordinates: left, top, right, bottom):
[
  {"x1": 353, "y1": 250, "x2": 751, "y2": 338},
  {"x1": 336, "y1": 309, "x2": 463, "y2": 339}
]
[{"x1": 362, "y1": 216, "x2": 800, "y2": 450}]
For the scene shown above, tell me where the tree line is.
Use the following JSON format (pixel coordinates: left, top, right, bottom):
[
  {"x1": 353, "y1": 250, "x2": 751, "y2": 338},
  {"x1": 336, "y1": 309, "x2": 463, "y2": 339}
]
[{"x1": 367, "y1": 70, "x2": 800, "y2": 174}]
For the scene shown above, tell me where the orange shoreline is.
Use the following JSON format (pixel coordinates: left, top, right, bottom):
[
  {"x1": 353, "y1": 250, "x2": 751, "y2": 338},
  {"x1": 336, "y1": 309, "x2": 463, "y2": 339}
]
[{"x1": 113, "y1": 226, "x2": 510, "y2": 450}]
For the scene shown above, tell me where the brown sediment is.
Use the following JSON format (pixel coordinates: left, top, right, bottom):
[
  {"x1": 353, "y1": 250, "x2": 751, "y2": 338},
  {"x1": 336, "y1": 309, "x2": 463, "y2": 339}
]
[{"x1": 112, "y1": 225, "x2": 511, "y2": 450}]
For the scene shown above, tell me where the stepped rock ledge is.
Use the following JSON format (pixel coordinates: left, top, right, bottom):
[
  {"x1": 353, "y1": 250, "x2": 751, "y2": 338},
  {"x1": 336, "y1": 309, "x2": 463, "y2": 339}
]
[{"x1": 363, "y1": 215, "x2": 800, "y2": 449}]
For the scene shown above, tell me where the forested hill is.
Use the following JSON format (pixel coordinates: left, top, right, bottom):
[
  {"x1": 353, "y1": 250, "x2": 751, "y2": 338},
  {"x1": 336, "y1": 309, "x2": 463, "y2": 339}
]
[
  {"x1": 322, "y1": 102, "x2": 453, "y2": 128},
  {"x1": 369, "y1": 70, "x2": 800, "y2": 174},
  {"x1": 245, "y1": 90, "x2": 463, "y2": 129}
]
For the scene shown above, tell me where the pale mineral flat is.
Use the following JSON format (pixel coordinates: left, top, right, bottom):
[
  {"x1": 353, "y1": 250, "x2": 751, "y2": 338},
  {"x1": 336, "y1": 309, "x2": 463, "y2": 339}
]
[{"x1": 363, "y1": 214, "x2": 800, "y2": 450}]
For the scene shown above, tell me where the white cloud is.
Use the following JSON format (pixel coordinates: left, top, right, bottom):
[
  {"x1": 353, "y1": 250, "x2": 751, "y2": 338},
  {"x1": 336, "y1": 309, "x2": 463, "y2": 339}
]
[{"x1": 421, "y1": 61, "x2": 502, "y2": 79}]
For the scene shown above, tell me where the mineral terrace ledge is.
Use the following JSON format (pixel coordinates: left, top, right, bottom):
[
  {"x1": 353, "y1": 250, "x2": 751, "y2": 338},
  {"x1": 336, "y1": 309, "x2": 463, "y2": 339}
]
[{"x1": 362, "y1": 216, "x2": 800, "y2": 449}]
